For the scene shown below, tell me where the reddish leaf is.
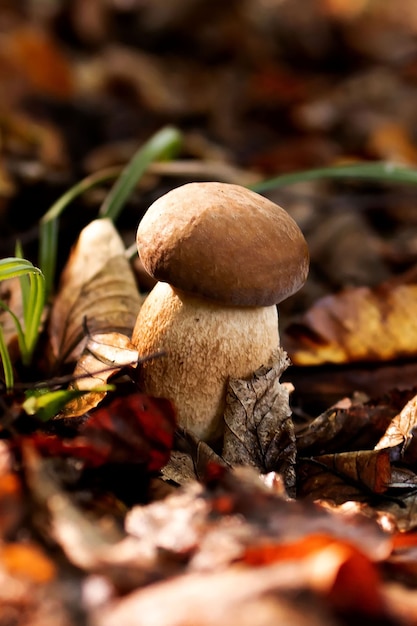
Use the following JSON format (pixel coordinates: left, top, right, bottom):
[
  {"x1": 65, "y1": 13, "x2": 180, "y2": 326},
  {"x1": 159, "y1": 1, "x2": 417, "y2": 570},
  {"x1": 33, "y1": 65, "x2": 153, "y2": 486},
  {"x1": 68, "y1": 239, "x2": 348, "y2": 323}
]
[
  {"x1": 2, "y1": 542, "x2": 56, "y2": 583},
  {"x1": 243, "y1": 533, "x2": 384, "y2": 618},
  {"x1": 285, "y1": 284, "x2": 417, "y2": 365},
  {"x1": 28, "y1": 393, "x2": 176, "y2": 473}
]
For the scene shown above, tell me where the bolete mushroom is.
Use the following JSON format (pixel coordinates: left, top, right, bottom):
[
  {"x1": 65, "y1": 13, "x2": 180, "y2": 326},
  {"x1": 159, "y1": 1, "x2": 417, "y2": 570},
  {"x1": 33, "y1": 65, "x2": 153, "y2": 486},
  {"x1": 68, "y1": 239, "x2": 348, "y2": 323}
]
[{"x1": 132, "y1": 182, "x2": 309, "y2": 442}]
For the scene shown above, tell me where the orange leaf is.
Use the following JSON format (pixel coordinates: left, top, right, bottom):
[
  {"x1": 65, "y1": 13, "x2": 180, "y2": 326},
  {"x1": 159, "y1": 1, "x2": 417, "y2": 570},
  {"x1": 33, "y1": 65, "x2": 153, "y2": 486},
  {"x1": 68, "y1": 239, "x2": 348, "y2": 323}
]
[
  {"x1": 284, "y1": 284, "x2": 417, "y2": 365},
  {"x1": 244, "y1": 534, "x2": 384, "y2": 617},
  {"x1": 2, "y1": 542, "x2": 56, "y2": 583},
  {"x1": 3, "y1": 25, "x2": 74, "y2": 99}
]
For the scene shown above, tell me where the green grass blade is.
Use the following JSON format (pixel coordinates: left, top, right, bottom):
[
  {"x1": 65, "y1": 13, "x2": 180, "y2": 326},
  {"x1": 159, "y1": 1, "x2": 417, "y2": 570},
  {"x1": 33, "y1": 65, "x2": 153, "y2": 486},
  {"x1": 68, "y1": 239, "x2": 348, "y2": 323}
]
[
  {"x1": 23, "y1": 385, "x2": 115, "y2": 421},
  {"x1": 38, "y1": 126, "x2": 181, "y2": 290},
  {"x1": 99, "y1": 126, "x2": 182, "y2": 221},
  {"x1": 0, "y1": 259, "x2": 45, "y2": 366},
  {"x1": 0, "y1": 325, "x2": 14, "y2": 391},
  {"x1": 40, "y1": 167, "x2": 119, "y2": 225},
  {"x1": 0, "y1": 258, "x2": 43, "y2": 281},
  {"x1": 23, "y1": 272, "x2": 45, "y2": 364},
  {"x1": 39, "y1": 167, "x2": 119, "y2": 294},
  {"x1": 251, "y1": 161, "x2": 417, "y2": 193},
  {"x1": 0, "y1": 299, "x2": 26, "y2": 362},
  {"x1": 39, "y1": 217, "x2": 58, "y2": 300}
]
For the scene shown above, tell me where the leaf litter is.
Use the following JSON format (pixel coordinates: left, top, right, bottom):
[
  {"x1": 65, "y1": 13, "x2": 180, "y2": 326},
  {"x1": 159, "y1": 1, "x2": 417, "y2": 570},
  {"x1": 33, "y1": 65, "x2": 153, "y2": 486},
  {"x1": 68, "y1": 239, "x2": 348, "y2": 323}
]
[{"x1": 5, "y1": 1, "x2": 417, "y2": 625}]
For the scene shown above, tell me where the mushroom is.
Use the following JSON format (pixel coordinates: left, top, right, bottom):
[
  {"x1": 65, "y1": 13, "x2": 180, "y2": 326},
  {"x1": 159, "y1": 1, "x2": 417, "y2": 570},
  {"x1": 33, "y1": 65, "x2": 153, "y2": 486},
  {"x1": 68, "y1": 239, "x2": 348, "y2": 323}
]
[{"x1": 132, "y1": 182, "x2": 309, "y2": 442}]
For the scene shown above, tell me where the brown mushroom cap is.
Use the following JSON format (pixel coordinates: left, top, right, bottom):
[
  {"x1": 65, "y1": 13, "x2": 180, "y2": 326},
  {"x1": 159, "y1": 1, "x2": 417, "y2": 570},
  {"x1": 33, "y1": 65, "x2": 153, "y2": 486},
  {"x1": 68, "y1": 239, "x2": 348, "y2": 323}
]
[{"x1": 137, "y1": 182, "x2": 309, "y2": 307}]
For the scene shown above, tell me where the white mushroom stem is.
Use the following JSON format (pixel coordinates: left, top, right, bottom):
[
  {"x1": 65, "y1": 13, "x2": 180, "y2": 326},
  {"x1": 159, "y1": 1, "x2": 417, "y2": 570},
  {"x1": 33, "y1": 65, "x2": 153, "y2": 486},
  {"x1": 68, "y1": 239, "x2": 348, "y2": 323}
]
[{"x1": 132, "y1": 281, "x2": 280, "y2": 442}]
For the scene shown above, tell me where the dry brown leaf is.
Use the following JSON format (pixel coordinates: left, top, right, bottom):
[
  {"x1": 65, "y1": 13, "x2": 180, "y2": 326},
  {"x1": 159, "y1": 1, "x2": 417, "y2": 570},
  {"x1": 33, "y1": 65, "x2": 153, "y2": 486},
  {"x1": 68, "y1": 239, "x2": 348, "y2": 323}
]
[
  {"x1": 62, "y1": 332, "x2": 139, "y2": 417},
  {"x1": 92, "y1": 563, "x2": 336, "y2": 626},
  {"x1": 162, "y1": 429, "x2": 227, "y2": 485},
  {"x1": 296, "y1": 397, "x2": 396, "y2": 455},
  {"x1": 373, "y1": 491, "x2": 417, "y2": 532},
  {"x1": 376, "y1": 393, "x2": 417, "y2": 458},
  {"x1": 0, "y1": 24, "x2": 74, "y2": 99},
  {"x1": 284, "y1": 283, "x2": 417, "y2": 365},
  {"x1": 301, "y1": 449, "x2": 392, "y2": 495},
  {"x1": 49, "y1": 218, "x2": 142, "y2": 365},
  {"x1": 222, "y1": 349, "x2": 296, "y2": 495},
  {"x1": 98, "y1": 504, "x2": 389, "y2": 626},
  {"x1": 298, "y1": 458, "x2": 371, "y2": 504}
]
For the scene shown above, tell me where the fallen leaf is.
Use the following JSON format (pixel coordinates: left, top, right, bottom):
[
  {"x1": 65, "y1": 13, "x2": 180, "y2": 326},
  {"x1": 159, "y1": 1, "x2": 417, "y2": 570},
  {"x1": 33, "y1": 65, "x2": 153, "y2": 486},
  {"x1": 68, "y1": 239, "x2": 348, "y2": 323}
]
[
  {"x1": 1, "y1": 542, "x2": 56, "y2": 583},
  {"x1": 376, "y1": 392, "x2": 417, "y2": 459},
  {"x1": 299, "y1": 449, "x2": 392, "y2": 495},
  {"x1": 296, "y1": 396, "x2": 397, "y2": 455},
  {"x1": 284, "y1": 283, "x2": 417, "y2": 365},
  {"x1": 1, "y1": 24, "x2": 74, "y2": 99},
  {"x1": 162, "y1": 428, "x2": 227, "y2": 485},
  {"x1": 28, "y1": 392, "x2": 176, "y2": 473},
  {"x1": 222, "y1": 349, "x2": 296, "y2": 495},
  {"x1": 63, "y1": 331, "x2": 139, "y2": 417},
  {"x1": 49, "y1": 218, "x2": 142, "y2": 365},
  {"x1": 92, "y1": 563, "x2": 334, "y2": 626}
]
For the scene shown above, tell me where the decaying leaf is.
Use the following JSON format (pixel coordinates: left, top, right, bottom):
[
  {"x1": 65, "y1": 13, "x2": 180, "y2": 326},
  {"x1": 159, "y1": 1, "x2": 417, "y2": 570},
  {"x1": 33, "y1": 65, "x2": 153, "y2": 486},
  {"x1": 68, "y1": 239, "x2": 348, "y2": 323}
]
[
  {"x1": 96, "y1": 466, "x2": 391, "y2": 626},
  {"x1": 28, "y1": 392, "x2": 176, "y2": 473},
  {"x1": 284, "y1": 283, "x2": 417, "y2": 365},
  {"x1": 162, "y1": 429, "x2": 227, "y2": 485},
  {"x1": 62, "y1": 331, "x2": 139, "y2": 417},
  {"x1": 298, "y1": 449, "x2": 392, "y2": 500},
  {"x1": 296, "y1": 394, "x2": 400, "y2": 455},
  {"x1": 376, "y1": 392, "x2": 417, "y2": 459},
  {"x1": 49, "y1": 218, "x2": 142, "y2": 365},
  {"x1": 222, "y1": 349, "x2": 296, "y2": 495}
]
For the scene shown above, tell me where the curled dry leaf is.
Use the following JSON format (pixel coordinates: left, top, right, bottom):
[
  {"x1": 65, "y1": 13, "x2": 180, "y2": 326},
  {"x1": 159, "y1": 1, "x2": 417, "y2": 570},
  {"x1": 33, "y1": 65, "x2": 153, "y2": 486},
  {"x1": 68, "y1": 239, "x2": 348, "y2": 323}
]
[
  {"x1": 49, "y1": 218, "x2": 142, "y2": 365},
  {"x1": 222, "y1": 349, "x2": 296, "y2": 495},
  {"x1": 62, "y1": 331, "x2": 139, "y2": 417},
  {"x1": 376, "y1": 392, "x2": 417, "y2": 459},
  {"x1": 284, "y1": 283, "x2": 417, "y2": 365}
]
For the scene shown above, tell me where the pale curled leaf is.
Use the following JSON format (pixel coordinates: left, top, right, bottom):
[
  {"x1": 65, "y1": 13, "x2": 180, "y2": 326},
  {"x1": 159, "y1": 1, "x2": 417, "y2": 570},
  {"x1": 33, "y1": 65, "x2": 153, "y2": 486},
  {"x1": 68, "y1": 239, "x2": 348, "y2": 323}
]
[
  {"x1": 62, "y1": 332, "x2": 139, "y2": 417},
  {"x1": 284, "y1": 284, "x2": 417, "y2": 365},
  {"x1": 49, "y1": 218, "x2": 142, "y2": 364},
  {"x1": 222, "y1": 349, "x2": 296, "y2": 495},
  {"x1": 376, "y1": 393, "x2": 417, "y2": 462}
]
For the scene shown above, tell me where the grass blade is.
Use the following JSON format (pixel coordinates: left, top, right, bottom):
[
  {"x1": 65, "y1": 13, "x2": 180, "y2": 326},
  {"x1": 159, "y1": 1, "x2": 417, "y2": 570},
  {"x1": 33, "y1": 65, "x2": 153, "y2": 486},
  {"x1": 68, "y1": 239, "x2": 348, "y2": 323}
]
[
  {"x1": 23, "y1": 272, "x2": 45, "y2": 364},
  {"x1": 99, "y1": 126, "x2": 182, "y2": 221},
  {"x1": 0, "y1": 258, "x2": 45, "y2": 366},
  {"x1": 0, "y1": 299, "x2": 26, "y2": 363},
  {"x1": 0, "y1": 258, "x2": 44, "y2": 280},
  {"x1": 251, "y1": 161, "x2": 417, "y2": 193},
  {"x1": 0, "y1": 325, "x2": 14, "y2": 391},
  {"x1": 23, "y1": 385, "x2": 114, "y2": 421},
  {"x1": 39, "y1": 217, "x2": 58, "y2": 300}
]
